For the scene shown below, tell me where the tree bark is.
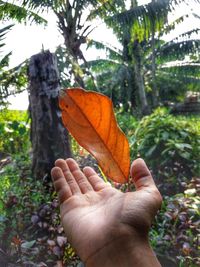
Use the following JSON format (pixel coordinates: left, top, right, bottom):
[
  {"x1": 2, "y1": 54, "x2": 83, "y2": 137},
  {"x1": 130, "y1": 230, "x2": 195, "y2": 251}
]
[
  {"x1": 133, "y1": 40, "x2": 150, "y2": 115},
  {"x1": 151, "y1": 0, "x2": 159, "y2": 107},
  {"x1": 56, "y1": 4, "x2": 97, "y2": 90},
  {"x1": 28, "y1": 50, "x2": 71, "y2": 179}
]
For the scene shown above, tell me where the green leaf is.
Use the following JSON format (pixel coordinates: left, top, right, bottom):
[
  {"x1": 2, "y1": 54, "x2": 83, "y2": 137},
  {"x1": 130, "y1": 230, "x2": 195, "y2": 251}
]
[
  {"x1": 161, "y1": 131, "x2": 169, "y2": 140},
  {"x1": 180, "y1": 152, "x2": 191, "y2": 160},
  {"x1": 19, "y1": 126, "x2": 27, "y2": 135},
  {"x1": 145, "y1": 145, "x2": 157, "y2": 157},
  {"x1": 21, "y1": 240, "x2": 36, "y2": 249},
  {"x1": 175, "y1": 143, "x2": 193, "y2": 150},
  {"x1": 10, "y1": 121, "x2": 19, "y2": 130}
]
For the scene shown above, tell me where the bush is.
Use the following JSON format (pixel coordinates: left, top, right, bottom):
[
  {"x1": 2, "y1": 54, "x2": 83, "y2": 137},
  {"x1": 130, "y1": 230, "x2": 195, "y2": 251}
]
[
  {"x1": 131, "y1": 108, "x2": 200, "y2": 194},
  {"x1": 116, "y1": 110, "x2": 139, "y2": 136},
  {"x1": 0, "y1": 154, "x2": 81, "y2": 266},
  {"x1": 150, "y1": 177, "x2": 200, "y2": 267},
  {"x1": 0, "y1": 109, "x2": 30, "y2": 155},
  {"x1": 0, "y1": 154, "x2": 49, "y2": 238}
]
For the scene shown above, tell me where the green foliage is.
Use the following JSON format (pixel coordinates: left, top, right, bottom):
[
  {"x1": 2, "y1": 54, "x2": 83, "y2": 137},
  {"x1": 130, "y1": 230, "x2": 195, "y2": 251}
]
[
  {"x1": 20, "y1": 0, "x2": 125, "y2": 90},
  {"x1": 1, "y1": 108, "x2": 199, "y2": 266},
  {"x1": 114, "y1": 110, "x2": 200, "y2": 265},
  {"x1": 85, "y1": 40, "x2": 138, "y2": 111},
  {"x1": 0, "y1": 154, "x2": 45, "y2": 240},
  {"x1": 113, "y1": 1, "x2": 168, "y2": 42},
  {"x1": 0, "y1": 154, "x2": 51, "y2": 265},
  {"x1": 131, "y1": 108, "x2": 200, "y2": 194},
  {"x1": 150, "y1": 178, "x2": 200, "y2": 266},
  {"x1": 0, "y1": 2, "x2": 45, "y2": 105},
  {"x1": 0, "y1": 0, "x2": 46, "y2": 24},
  {"x1": 116, "y1": 109, "x2": 138, "y2": 136},
  {"x1": 154, "y1": 33, "x2": 200, "y2": 97},
  {"x1": 101, "y1": 0, "x2": 200, "y2": 110},
  {"x1": 0, "y1": 153, "x2": 82, "y2": 266},
  {"x1": 55, "y1": 45, "x2": 72, "y2": 88},
  {"x1": 0, "y1": 109, "x2": 30, "y2": 154},
  {"x1": 0, "y1": 25, "x2": 28, "y2": 106}
]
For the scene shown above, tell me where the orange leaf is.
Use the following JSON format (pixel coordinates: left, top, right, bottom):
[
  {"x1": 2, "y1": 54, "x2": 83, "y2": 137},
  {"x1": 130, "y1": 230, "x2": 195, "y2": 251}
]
[{"x1": 59, "y1": 88, "x2": 130, "y2": 183}]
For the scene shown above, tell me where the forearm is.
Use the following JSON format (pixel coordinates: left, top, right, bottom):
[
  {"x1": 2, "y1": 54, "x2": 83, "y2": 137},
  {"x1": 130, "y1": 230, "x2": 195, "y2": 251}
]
[{"x1": 85, "y1": 237, "x2": 161, "y2": 267}]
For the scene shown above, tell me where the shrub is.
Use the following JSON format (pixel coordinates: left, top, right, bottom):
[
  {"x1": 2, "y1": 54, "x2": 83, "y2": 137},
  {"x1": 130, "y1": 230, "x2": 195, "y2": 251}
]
[
  {"x1": 0, "y1": 154, "x2": 82, "y2": 266},
  {"x1": 150, "y1": 177, "x2": 200, "y2": 267},
  {"x1": 131, "y1": 108, "x2": 200, "y2": 194},
  {"x1": 0, "y1": 154, "x2": 49, "y2": 240},
  {"x1": 116, "y1": 110, "x2": 139, "y2": 136},
  {"x1": 0, "y1": 109, "x2": 30, "y2": 155}
]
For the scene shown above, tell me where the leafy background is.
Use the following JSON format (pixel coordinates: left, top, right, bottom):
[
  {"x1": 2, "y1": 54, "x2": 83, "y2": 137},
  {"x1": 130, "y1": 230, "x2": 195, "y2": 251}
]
[
  {"x1": 0, "y1": 108, "x2": 199, "y2": 266},
  {"x1": 0, "y1": 0, "x2": 200, "y2": 266}
]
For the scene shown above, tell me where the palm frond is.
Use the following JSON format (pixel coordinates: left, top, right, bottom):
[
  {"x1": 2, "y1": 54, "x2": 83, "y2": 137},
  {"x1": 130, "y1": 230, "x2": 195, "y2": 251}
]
[
  {"x1": 87, "y1": 39, "x2": 122, "y2": 61},
  {"x1": 0, "y1": 24, "x2": 28, "y2": 103},
  {"x1": 22, "y1": 0, "x2": 116, "y2": 14},
  {"x1": 22, "y1": 0, "x2": 61, "y2": 11},
  {"x1": 109, "y1": 0, "x2": 169, "y2": 39},
  {"x1": 0, "y1": 52, "x2": 12, "y2": 68},
  {"x1": 0, "y1": 0, "x2": 46, "y2": 24},
  {"x1": 0, "y1": 25, "x2": 13, "y2": 64},
  {"x1": 159, "y1": 62, "x2": 200, "y2": 77},
  {"x1": 158, "y1": 67, "x2": 200, "y2": 82},
  {"x1": 172, "y1": 29, "x2": 200, "y2": 42},
  {"x1": 158, "y1": 39, "x2": 200, "y2": 62},
  {"x1": 0, "y1": 60, "x2": 28, "y2": 99},
  {"x1": 88, "y1": 0, "x2": 126, "y2": 20},
  {"x1": 169, "y1": 0, "x2": 200, "y2": 7},
  {"x1": 83, "y1": 58, "x2": 121, "y2": 72},
  {"x1": 0, "y1": 25, "x2": 14, "y2": 68},
  {"x1": 159, "y1": 14, "x2": 189, "y2": 37},
  {"x1": 0, "y1": 24, "x2": 13, "y2": 37},
  {"x1": 193, "y1": 13, "x2": 200, "y2": 19}
]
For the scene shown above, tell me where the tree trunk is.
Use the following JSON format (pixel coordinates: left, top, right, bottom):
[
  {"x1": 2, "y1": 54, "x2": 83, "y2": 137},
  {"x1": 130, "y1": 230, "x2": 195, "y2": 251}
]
[
  {"x1": 28, "y1": 50, "x2": 71, "y2": 179},
  {"x1": 56, "y1": 7, "x2": 97, "y2": 90},
  {"x1": 151, "y1": 0, "x2": 159, "y2": 107},
  {"x1": 133, "y1": 40, "x2": 150, "y2": 115}
]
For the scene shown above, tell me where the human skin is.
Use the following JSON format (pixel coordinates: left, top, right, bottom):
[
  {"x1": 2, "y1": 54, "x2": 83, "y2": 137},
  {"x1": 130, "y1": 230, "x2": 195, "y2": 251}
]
[{"x1": 51, "y1": 158, "x2": 162, "y2": 267}]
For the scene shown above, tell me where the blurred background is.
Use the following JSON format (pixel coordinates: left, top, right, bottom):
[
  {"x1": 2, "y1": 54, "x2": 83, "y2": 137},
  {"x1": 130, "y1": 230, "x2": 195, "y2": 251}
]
[{"x1": 0, "y1": 0, "x2": 199, "y2": 266}]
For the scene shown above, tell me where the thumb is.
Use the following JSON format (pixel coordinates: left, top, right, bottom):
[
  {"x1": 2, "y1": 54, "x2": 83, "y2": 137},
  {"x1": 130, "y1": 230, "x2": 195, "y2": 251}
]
[{"x1": 130, "y1": 158, "x2": 157, "y2": 191}]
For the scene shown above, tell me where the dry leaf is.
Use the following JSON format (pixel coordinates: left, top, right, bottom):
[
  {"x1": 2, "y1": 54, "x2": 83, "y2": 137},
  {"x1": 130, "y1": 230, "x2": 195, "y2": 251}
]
[{"x1": 59, "y1": 88, "x2": 130, "y2": 183}]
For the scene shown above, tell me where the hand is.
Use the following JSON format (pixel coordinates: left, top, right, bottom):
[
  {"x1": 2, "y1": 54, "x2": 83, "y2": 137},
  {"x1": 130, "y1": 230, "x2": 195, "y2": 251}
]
[{"x1": 51, "y1": 158, "x2": 162, "y2": 267}]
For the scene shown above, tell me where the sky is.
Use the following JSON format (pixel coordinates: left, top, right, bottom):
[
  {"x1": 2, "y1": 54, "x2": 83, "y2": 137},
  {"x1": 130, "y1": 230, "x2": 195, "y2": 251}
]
[{"x1": 4, "y1": 0, "x2": 200, "y2": 110}]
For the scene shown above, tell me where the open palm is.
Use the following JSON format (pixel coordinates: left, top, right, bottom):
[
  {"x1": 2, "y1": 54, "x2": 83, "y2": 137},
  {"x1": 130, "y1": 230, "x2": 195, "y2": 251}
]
[{"x1": 51, "y1": 158, "x2": 162, "y2": 266}]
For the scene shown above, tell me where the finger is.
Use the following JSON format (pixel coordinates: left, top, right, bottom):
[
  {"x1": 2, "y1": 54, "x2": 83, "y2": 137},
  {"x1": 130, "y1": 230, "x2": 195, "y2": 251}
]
[
  {"x1": 55, "y1": 159, "x2": 81, "y2": 195},
  {"x1": 83, "y1": 167, "x2": 110, "y2": 191},
  {"x1": 66, "y1": 158, "x2": 94, "y2": 193},
  {"x1": 131, "y1": 158, "x2": 162, "y2": 217},
  {"x1": 130, "y1": 158, "x2": 157, "y2": 191},
  {"x1": 51, "y1": 167, "x2": 72, "y2": 203}
]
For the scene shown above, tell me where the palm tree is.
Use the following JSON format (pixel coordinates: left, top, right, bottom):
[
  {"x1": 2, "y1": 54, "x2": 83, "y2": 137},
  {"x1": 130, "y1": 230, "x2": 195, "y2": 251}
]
[
  {"x1": 153, "y1": 25, "x2": 200, "y2": 102},
  {"x1": 89, "y1": 0, "x2": 200, "y2": 112},
  {"x1": 85, "y1": 39, "x2": 138, "y2": 112},
  {"x1": 112, "y1": 0, "x2": 168, "y2": 112},
  {"x1": 0, "y1": 0, "x2": 46, "y2": 23},
  {"x1": 0, "y1": 2, "x2": 74, "y2": 178},
  {"x1": 85, "y1": 0, "x2": 168, "y2": 114},
  {"x1": 0, "y1": 1, "x2": 46, "y2": 106},
  {"x1": 0, "y1": 24, "x2": 28, "y2": 107},
  {"x1": 20, "y1": 0, "x2": 125, "y2": 88}
]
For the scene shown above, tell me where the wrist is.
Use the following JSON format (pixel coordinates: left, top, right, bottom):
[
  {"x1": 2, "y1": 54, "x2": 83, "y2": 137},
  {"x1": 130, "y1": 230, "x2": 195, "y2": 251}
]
[{"x1": 85, "y1": 233, "x2": 161, "y2": 267}]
